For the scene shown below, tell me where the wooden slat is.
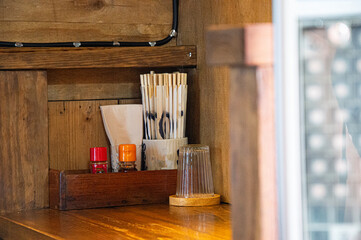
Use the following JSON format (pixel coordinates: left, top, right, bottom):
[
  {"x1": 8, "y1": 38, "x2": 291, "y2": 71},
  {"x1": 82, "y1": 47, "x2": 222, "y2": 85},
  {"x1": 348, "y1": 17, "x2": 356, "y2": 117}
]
[
  {"x1": 48, "y1": 99, "x2": 141, "y2": 170},
  {"x1": 0, "y1": 204, "x2": 231, "y2": 240},
  {"x1": 229, "y1": 67, "x2": 259, "y2": 240},
  {"x1": 0, "y1": 46, "x2": 197, "y2": 70},
  {"x1": 2, "y1": 0, "x2": 171, "y2": 24},
  {"x1": 48, "y1": 83, "x2": 140, "y2": 101},
  {"x1": 118, "y1": 99, "x2": 141, "y2": 104},
  {"x1": 0, "y1": 22, "x2": 175, "y2": 43},
  {"x1": 0, "y1": 71, "x2": 49, "y2": 214},
  {"x1": 49, "y1": 170, "x2": 60, "y2": 212},
  {"x1": 47, "y1": 68, "x2": 174, "y2": 101},
  {"x1": 48, "y1": 100, "x2": 117, "y2": 170},
  {"x1": 0, "y1": 0, "x2": 173, "y2": 43},
  {"x1": 228, "y1": 66, "x2": 277, "y2": 240}
]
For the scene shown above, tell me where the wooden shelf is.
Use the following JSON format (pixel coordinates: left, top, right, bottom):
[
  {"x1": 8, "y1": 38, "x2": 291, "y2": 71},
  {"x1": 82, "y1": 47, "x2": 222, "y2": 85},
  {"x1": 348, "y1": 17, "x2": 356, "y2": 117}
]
[
  {"x1": 0, "y1": 46, "x2": 197, "y2": 70},
  {"x1": 0, "y1": 204, "x2": 230, "y2": 240}
]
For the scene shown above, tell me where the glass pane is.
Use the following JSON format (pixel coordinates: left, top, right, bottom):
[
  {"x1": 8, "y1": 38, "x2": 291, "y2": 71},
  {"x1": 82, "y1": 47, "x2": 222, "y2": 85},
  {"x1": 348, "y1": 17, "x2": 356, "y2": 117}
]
[{"x1": 300, "y1": 17, "x2": 361, "y2": 240}]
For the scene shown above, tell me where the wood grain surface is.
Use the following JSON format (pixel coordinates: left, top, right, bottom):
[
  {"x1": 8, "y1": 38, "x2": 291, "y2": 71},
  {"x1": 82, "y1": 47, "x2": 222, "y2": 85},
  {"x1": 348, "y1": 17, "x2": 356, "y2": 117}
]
[
  {"x1": 178, "y1": 0, "x2": 272, "y2": 203},
  {"x1": 48, "y1": 100, "x2": 117, "y2": 170},
  {"x1": 0, "y1": 0, "x2": 174, "y2": 44},
  {"x1": 47, "y1": 68, "x2": 143, "y2": 101},
  {"x1": 47, "y1": 68, "x2": 177, "y2": 101},
  {"x1": 227, "y1": 66, "x2": 277, "y2": 240},
  {"x1": 229, "y1": 67, "x2": 260, "y2": 240},
  {"x1": 206, "y1": 24, "x2": 277, "y2": 240},
  {"x1": 0, "y1": 71, "x2": 49, "y2": 214},
  {"x1": 206, "y1": 24, "x2": 273, "y2": 66},
  {"x1": 50, "y1": 169, "x2": 177, "y2": 210},
  {"x1": 0, "y1": 204, "x2": 231, "y2": 240},
  {"x1": 48, "y1": 99, "x2": 142, "y2": 170},
  {"x1": 0, "y1": 46, "x2": 197, "y2": 70}
]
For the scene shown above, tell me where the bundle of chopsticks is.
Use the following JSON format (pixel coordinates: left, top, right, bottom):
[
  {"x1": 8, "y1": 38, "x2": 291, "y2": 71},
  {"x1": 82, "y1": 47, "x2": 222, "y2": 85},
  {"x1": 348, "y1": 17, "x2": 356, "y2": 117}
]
[{"x1": 140, "y1": 71, "x2": 187, "y2": 140}]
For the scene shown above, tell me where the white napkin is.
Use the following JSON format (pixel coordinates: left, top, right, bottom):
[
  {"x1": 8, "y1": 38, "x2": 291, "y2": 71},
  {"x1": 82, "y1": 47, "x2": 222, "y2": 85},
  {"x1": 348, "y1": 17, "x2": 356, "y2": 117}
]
[{"x1": 100, "y1": 104, "x2": 143, "y2": 172}]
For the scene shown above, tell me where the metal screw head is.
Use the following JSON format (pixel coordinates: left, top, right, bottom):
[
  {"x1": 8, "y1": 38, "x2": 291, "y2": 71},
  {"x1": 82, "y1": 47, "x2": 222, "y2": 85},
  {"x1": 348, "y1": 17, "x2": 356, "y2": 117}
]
[
  {"x1": 187, "y1": 52, "x2": 192, "y2": 58},
  {"x1": 170, "y1": 29, "x2": 177, "y2": 38},
  {"x1": 15, "y1": 42, "x2": 23, "y2": 47},
  {"x1": 73, "y1": 42, "x2": 81, "y2": 47}
]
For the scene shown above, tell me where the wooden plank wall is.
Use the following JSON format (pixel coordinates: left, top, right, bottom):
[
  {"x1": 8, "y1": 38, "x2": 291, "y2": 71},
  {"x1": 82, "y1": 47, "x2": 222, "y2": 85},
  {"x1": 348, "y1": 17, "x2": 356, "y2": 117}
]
[
  {"x1": 178, "y1": 0, "x2": 272, "y2": 203},
  {"x1": 47, "y1": 67, "x2": 163, "y2": 170},
  {"x1": 0, "y1": 0, "x2": 271, "y2": 212},
  {"x1": 49, "y1": 99, "x2": 141, "y2": 170},
  {"x1": 47, "y1": 68, "x2": 143, "y2": 101},
  {"x1": 0, "y1": 0, "x2": 178, "y2": 213},
  {"x1": 0, "y1": 0, "x2": 174, "y2": 44},
  {"x1": 0, "y1": 71, "x2": 49, "y2": 214}
]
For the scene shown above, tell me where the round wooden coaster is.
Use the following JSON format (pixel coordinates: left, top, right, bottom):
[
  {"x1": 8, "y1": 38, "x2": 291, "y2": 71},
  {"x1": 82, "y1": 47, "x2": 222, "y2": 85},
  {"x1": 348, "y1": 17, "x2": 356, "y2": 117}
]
[{"x1": 169, "y1": 194, "x2": 221, "y2": 207}]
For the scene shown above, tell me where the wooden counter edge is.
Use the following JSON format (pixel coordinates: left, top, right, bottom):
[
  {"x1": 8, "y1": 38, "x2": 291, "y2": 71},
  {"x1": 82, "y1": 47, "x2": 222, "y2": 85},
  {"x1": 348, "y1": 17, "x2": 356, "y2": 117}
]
[{"x1": 0, "y1": 216, "x2": 57, "y2": 240}]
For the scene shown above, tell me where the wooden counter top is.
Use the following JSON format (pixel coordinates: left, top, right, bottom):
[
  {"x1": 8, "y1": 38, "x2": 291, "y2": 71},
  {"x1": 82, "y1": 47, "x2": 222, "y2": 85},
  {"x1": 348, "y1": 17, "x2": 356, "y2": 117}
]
[{"x1": 0, "y1": 204, "x2": 231, "y2": 240}]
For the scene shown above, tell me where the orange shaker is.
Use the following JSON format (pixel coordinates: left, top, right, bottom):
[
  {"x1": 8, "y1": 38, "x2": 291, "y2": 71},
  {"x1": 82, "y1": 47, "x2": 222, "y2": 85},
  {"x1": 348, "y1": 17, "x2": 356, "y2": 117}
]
[{"x1": 118, "y1": 144, "x2": 137, "y2": 172}]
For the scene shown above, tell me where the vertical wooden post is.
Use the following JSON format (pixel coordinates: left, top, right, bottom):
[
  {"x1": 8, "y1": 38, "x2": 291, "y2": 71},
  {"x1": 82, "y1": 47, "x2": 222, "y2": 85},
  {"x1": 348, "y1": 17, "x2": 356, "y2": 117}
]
[
  {"x1": 0, "y1": 71, "x2": 49, "y2": 214},
  {"x1": 206, "y1": 24, "x2": 277, "y2": 240}
]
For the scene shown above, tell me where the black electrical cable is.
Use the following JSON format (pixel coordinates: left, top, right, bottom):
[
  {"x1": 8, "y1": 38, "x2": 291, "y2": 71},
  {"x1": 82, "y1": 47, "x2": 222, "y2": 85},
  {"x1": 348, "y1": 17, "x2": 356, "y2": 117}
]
[{"x1": 0, "y1": 0, "x2": 178, "y2": 48}]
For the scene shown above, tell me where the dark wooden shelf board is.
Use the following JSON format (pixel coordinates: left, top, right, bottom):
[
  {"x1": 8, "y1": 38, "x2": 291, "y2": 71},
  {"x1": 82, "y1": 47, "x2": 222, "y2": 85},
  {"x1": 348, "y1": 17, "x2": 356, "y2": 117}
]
[{"x1": 0, "y1": 46, "x2": 197, "y2": 70}]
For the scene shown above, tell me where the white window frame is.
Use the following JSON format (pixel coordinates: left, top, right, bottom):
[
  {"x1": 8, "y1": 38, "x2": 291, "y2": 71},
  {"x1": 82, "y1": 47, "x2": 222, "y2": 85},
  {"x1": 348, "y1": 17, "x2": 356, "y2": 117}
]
[{"x1": 273, "y1": 1, "x2": 361, "y2": 240}]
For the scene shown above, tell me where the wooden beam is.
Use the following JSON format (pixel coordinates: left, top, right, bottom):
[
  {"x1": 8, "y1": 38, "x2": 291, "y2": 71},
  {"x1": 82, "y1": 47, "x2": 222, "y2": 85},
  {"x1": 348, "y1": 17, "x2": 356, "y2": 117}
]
[
  {"x1": 206, "y1": 23, "x2": 277, "y2": 240},
  {"x1": 0, "y1": 46, "x2": 197, "y2": 70},
  {"x1": 206, "y1": 24, "x2": 273, "y2": 66},
  {"x1": 0, "y1": 71, "x2": 49, "y2": 214}
]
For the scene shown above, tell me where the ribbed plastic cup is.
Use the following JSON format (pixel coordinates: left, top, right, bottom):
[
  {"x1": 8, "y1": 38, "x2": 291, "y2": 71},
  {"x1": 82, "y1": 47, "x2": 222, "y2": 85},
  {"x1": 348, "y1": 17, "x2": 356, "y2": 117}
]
[{"x1": 176, "y1": 144, "x2": 215, "y2": 198}]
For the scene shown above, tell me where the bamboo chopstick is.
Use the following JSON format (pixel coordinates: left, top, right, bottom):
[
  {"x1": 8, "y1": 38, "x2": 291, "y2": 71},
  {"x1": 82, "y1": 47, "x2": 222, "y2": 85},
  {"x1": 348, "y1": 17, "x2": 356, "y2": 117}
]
[{"x1": 140, "y1": 71, "x2": 188, "y2": 140}]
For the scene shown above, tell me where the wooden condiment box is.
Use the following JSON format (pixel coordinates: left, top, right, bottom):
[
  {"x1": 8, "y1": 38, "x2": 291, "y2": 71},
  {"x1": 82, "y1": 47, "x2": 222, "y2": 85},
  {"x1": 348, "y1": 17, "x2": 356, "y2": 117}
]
[{"x1": 49, "y1": 169, "x2": 177, "y2": 210}]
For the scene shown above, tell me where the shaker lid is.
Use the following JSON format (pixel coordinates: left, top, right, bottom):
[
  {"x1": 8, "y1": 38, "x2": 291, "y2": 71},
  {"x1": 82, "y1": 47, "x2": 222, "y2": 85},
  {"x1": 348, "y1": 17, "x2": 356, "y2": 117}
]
[
  {"x1": 118, "y1": 144, "x2": 136, "y2": 162},
  {"x1": 90, "y1": 147, "x2": 107, "y2": 161}
]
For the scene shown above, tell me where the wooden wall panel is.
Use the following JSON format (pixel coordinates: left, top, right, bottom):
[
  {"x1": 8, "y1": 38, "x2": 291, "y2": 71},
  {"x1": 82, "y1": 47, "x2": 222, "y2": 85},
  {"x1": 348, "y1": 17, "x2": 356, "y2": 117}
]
[
  {"x1": 0, "y1": 0, "x2": 174, "y2": 44},
  {"x1": 47, "y1": 68, "x2": 142, "y2": 101},
  {"x1": 49, "y1": 99, "x2": 140, "y2": 170},
  {"x1": 0, "y1": 71, "x2": 48, "y2": 214},
  {"x1": 47, "y1": 68, "x2": 176, "y2": 101},
  {"x1": 49, "y1": 100, "x2": 116, "y2": 170},
  {"x1": 179, "y1": 0, "x2": 272, "y2": 203}
]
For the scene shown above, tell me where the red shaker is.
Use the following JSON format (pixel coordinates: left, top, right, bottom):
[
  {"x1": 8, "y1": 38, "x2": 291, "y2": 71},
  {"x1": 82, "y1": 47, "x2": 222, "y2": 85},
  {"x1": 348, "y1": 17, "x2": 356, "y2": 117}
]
[{"x1": 90, "y1": 147, "x2": 108, "y2": 173}]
